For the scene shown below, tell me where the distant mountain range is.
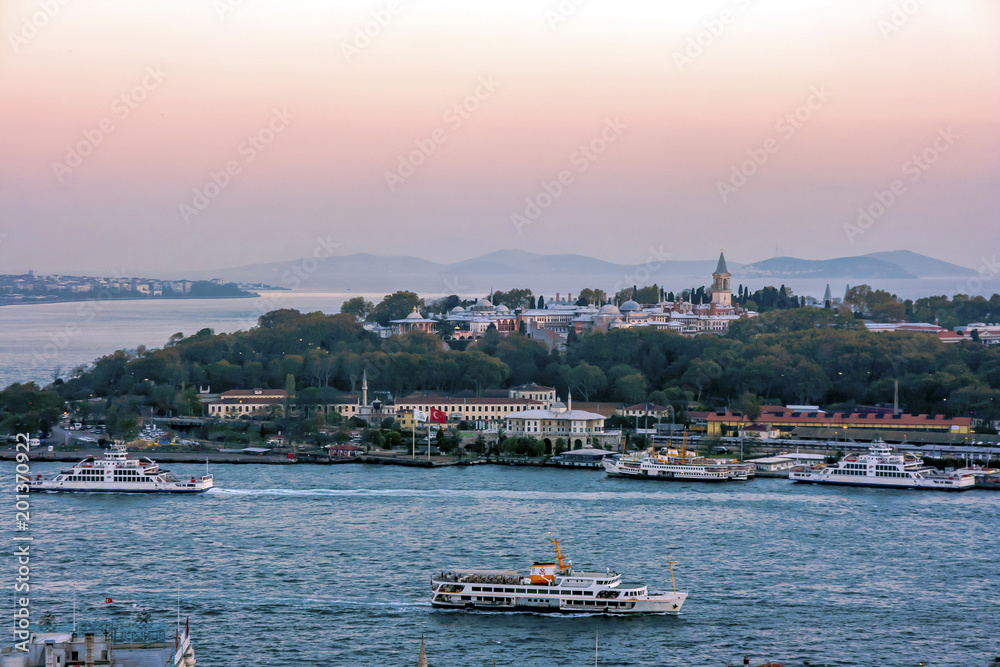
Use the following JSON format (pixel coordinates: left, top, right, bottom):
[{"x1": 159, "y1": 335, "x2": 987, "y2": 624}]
[{"x1": 173, "y1": 249, "x2": 974, "y2": 294}]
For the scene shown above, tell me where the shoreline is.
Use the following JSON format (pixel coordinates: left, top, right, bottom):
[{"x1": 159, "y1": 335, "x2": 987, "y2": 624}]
[{"x1": 0, "y1": 293, "x2": 260, "y2": 308}]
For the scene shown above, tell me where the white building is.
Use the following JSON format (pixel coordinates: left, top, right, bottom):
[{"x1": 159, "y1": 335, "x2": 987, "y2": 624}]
[{"x1": 503, "y1": 394, "x2": 611, "y2": 452}]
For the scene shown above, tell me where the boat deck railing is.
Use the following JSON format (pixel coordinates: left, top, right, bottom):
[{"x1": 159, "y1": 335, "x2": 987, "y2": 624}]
[{"x1": 29, "y1": 621, "x2": 167, "y2": 644}]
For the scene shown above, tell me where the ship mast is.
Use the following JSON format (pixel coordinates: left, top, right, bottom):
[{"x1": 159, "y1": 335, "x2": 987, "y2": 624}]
[
  {"x1": 667, "y1": 554, "x2": 677, "y2": 594},
  {"x1": 547, "y1": 533, "x2": 568, "y2": 573}
]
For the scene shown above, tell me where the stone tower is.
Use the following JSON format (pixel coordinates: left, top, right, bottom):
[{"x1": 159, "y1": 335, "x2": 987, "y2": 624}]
[{"x1": 711, "y1": 251, "x2": 732, "y2": 307}]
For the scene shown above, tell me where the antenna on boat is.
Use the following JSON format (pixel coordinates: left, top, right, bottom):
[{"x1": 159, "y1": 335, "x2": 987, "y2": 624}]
[
  {"x1": 176, "y1": 583, "x2": 180, "y2": 643},
  {"x1": 73, "y1": 589, "x2": 76, "y2": 632},
  {"x1": 667, "y1": 553, "x2": 677, "y2": 594},
  {"x1": 547, "y1": 532, "x2": 568, "y2": 573}
]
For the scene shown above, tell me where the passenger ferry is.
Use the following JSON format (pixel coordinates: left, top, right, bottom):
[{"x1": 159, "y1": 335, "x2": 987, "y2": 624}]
[
  {"x1": 430, "y1": 536, "x2": 687, "y2": 614},
  {"x1": 28, "y1": 443, "x2": 214, "y2": 493},
  {"x1": 790, "y1": 440, "x2": 975, "y2": 491},
  {"x1": 603, "y1": 445, "x2": 749, "y2": 481},
  {"x1": 1, "y1": 613, "x2": 196, "y2": 667}
]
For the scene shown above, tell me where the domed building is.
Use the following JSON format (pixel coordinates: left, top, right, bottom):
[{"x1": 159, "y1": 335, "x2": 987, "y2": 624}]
[
  {"x1": 470, "y1": 297, "x2": 494, "y2": 311},
  {"x1": 589, "y1": 303, "x2": 623, "y2": 333},
  {"x1": 619, "y1": 299, "x2": 640, "y2": 313},
  {"x1": 389, "y1": 307, "x2": 436, "y2": 335}
]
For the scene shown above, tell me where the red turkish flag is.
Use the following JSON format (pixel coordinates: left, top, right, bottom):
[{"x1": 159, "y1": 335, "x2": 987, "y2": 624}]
[
  {"x1": 105, "y1": 598, "x2": 113, "y2": 604},
  {"x1": 429, "y1": 407, "x2": 447, "y2": 424}
]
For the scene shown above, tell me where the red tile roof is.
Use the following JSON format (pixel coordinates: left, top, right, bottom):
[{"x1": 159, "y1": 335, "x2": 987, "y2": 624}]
[{"x1": 707, "y1": 405, "x2": 970, "y2": 428}]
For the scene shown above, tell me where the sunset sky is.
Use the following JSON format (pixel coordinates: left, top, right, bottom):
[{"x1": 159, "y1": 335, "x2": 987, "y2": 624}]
[{"x1": 1, "y1": 0, "x2": 997, "y2": 275}]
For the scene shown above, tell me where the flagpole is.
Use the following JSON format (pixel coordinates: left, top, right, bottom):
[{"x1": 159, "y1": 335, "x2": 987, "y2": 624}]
[{"x1": 412, "y1": 411, "x2": 416, "y2": 459}]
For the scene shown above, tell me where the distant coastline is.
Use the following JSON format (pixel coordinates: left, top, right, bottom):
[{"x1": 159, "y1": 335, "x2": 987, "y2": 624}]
[
  {"x1": 0, "y1": 292, "x2": 260, "y2": 307},
  {"x1": 0, "y1": 273, "x2": 273, "y2": 306}
]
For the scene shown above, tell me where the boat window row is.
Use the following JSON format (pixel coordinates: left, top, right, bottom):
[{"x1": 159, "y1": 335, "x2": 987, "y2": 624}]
[
  {"x1": 874, "y1": 471, "x2": 911, "y2": 478},
  {"x1": 64, "y1": 475, "x2": 153, "y2": 482},
  {"x1": 470, "y1": 586, "x2": 597, "y2": 596}
]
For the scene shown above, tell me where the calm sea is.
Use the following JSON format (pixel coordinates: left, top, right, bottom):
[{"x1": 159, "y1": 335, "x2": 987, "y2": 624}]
[
  {"x1": 3, "y1": 465, "x2": 997, "y2": 667},
  {"x1": 0, "y1": 291, "x2": 386, "y2": 388}
]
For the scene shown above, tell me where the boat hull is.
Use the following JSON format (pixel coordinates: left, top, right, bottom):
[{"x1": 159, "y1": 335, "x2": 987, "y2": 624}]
[
  {"x1": 790, "y1": 476, "x2": 972, "y2": 491},
  {"x1": 28, "y1": 481, "x2": 213, "y2": 493},
  {"x1": 430, "y1": 593, "x2": 687, "y2": 615},
  {"x1": 606, "y1": 470, "x2": 731, "y2": 482}
]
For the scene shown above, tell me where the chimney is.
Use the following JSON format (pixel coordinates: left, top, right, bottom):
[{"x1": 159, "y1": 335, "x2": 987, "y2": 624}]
[
  {"x1": 556, "y1": 293, "x2": 560, "y2": 301},
  {"x1": 568, "y1": 293, "x2": 572, "y2": 303}
]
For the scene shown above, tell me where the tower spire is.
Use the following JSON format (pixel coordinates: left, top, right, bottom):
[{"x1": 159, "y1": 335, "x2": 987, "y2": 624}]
[
  {"x1": 418, "y1": 635, "x2": 427, "y2": 667},
  {"x1": 362, "y1": 369, "x2": 368, "y2": 406}
]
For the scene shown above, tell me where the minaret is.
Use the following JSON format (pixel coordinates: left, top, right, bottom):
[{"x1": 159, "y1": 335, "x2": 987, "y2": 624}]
[
  {"x1": 711, "y1": 251, "x2": 732, "y2": 307},
  {"x1": 417, "y1": 635, "x2": 427, "y2": 667},
  {"x1": 567, "y1": 390, "x2": 572, "y2": 412},
  {"x1": 362, "y1": 369, "x2": 368, "y2": 406}
]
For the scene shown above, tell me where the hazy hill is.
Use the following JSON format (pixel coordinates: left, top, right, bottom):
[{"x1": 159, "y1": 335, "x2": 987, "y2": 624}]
[
  {"x1": 862, "y1": 250, "x2": 976, "y2": 277},
  {"x1": 176, "y1": 249, "x2": 972, "y2": 293},
  {"x1": 738, "y1": 256, "x2": 916, "y2": 279}
]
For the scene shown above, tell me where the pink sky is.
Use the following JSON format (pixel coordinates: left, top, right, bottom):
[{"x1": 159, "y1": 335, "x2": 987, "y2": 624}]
[{"x1": 0, "y1": 0, "x2": 997, "y2": 275}]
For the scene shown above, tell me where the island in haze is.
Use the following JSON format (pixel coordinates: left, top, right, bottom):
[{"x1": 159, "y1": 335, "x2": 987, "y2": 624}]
[
  {"x1": 171, "y1": 248, "x2": 977, "y2": 295},
  {"x1": 0, "y1": 272, "x2": 265, "y2": 306}
]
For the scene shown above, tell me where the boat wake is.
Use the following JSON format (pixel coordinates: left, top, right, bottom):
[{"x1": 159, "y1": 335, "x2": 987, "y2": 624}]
[{"x1": 206, "y1": 486, "x2": 841, "y2": 504}]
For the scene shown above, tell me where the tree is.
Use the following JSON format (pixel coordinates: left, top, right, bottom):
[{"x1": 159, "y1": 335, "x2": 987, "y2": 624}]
[
  {"x1": 371, "y1": 291, "x2": 424, "y2": 326},
  {"x1": 106, "y1": 405, "x2": 139, "y2": 442},
  {"x1": 577, "y1": 288, "x2": 607, "y2": 306},
  {"x1": 340, "y1": 296, "x2": 374, "y2": 321},
  {"x1": 614, "y1": 372, "x2": 648, "y2": 404},
  {"x1": 537, "y1": 295, "x2": 545, "y2": 310},
  {"x1": 682, "y1": 359, "x2": 722, "y2": 403},
  {"x1": 491, "y1": 288, "x2": 533, "y2": 310},
  {"x1": 732, "y1": 391, "x2": 763, "y2": 422},
  {"x1": 566, "y1": 362, "x2": 607, "y2": 401},
  {"x1": 845, "y1": 285, "x2": 905, "y2": 322}
]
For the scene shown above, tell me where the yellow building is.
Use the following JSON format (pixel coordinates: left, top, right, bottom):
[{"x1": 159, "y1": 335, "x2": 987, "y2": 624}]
[
  {"x1": 207, "y1": 389, "x2": 286, "y2": 418},
  {"x1": 396, "y1": 396, "x2": 545, "y2": 430},
  {"x1": 706, "y1": 405, "x2": 971, "y2": 438}
]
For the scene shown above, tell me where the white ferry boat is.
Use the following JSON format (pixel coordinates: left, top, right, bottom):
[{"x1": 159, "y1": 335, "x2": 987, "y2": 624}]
[
  {"x1": 603, "y1": 447, "x2": 749, "y2": 482},
  {"x1": 430, "y1": 537, "x2": 687, "y2": 614},
  {"x1": 28, "y1": 443, "x2": 214, "y2": 493},
  {"x1": 790, "y1": 440, "x2": 975, "y2": 491},
  {"x1": 1, "y1": 614, "x2": 196, "y2": 667}
]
